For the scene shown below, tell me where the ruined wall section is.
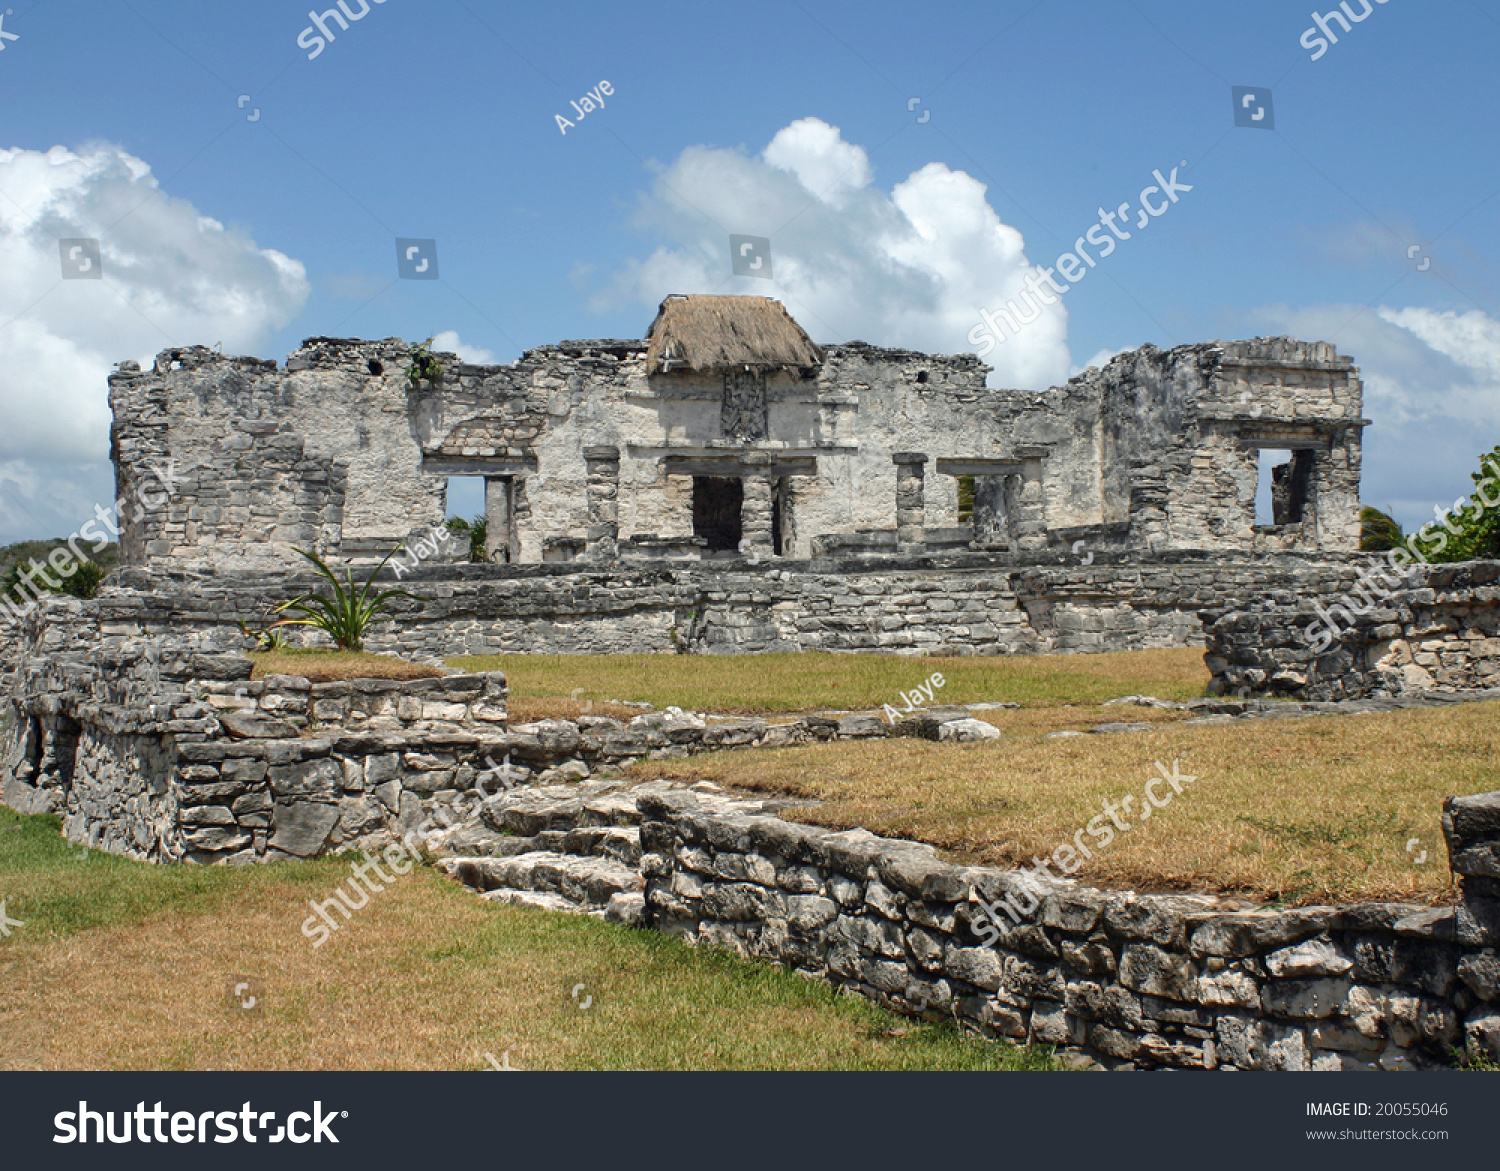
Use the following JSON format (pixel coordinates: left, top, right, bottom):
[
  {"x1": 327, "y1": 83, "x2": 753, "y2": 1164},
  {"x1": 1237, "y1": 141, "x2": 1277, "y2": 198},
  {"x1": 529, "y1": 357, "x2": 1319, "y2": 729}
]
[
  {"x1": 507, "y1": 341, "x2": 1012, "y2": 560},
  {"x1": 109, "y1": 332, "x2": 1365, "y2": 571},
  {"x1": 803, "y1": 345, "x2": 1008, "y2": 545},
  {"x1": 1203, "y1": 560, "x2": 1500, "y2": 701},
  {"x1": 640, "y1": 788, "x2": 1474, "y2": 1072},
  {"x1": 1210, "y1": 339, "x2": 1364, "y2": 553},
  {"x1": 110, "y1": 341, "x2": 433, "y2": 568},
  {"x1": 1031, "y1": 338, "x2": 1364, "y2": 556}
]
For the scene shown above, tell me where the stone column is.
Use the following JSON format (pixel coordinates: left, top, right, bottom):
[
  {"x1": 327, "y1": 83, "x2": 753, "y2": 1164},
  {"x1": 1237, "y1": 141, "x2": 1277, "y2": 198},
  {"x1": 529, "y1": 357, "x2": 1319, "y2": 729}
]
[
  {"x1": 972, "y1": 475, "x2": 1008, "y2": 548},
  {"x1": 584, "y1": 446, "x2": 621, "y2": 563},
  {"x1": 893, "y1": 452, "x2": 927, "y2": 551},
  {"x1": 740, "y1": 451, "x2": 776, "y2": 559},
  {"x1": 484, "y1": 476, "x2": 512, "y2": 563},
  {"x1": 1012, "y1": 449, "x2": 1049, "y2": 552}
]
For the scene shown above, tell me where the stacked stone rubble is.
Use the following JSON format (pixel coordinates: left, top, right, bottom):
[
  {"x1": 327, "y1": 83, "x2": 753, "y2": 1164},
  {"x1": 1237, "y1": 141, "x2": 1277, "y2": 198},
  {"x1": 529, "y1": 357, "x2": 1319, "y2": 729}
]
[{"x1": 1203, "y1": 559, "x2": 1500, "y2": 699}]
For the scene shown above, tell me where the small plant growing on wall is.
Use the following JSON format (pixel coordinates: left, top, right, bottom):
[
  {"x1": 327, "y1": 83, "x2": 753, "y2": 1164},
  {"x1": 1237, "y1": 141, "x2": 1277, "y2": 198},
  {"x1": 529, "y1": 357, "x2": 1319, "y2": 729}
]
[
  {"x1": 406, "y1": 337, "x2": 445, "y2": 386},
  {"x1": 270, "y1": 546, "x2": 415, "y2": 652},
  {"x1": 236, "y1": 618, "x2": 289, "y2": 651}
]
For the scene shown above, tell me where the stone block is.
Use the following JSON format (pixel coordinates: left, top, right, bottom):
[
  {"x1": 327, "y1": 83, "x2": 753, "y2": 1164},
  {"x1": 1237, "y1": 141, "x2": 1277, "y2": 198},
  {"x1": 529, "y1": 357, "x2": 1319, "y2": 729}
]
[
  {"x1": 1119, "y1": 943, "x2": 1197, "y2": 1001},
  {"x1": 1264, "y1": 936, "x2": 1352, "y2": 978},
  {"x1": 1459, "y1": 952, "x2": 1500, "y2": 1002},
  {"x1": 269, "y1": 801, "x2": 340, "y2": 857},
  {"x1": 268, "y1": 758, "x2": 341, "y2": 800}
]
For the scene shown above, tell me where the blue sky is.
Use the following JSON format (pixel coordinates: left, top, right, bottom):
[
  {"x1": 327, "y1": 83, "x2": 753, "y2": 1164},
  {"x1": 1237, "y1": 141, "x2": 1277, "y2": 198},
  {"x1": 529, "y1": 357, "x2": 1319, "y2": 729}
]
[{"x1": 2, "y1": 0, "x2": 1498, "y2": 541}]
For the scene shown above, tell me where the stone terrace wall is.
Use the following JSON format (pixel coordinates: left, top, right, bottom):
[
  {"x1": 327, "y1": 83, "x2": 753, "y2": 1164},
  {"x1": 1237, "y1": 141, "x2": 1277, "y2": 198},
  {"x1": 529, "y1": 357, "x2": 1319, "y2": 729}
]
[
  {"x1": 98, "y1": 552, "x2": 1368, "y2": 660},
  {"x1": 0, "y1": 597, "x2": 514, "y2": 862},
  {"x1": 639, "y1": 788, "x2": 1500, "y2": 1071},
  {"x1": 2, "y1": 596, "x2": 999, "y2": 863},
  {"x1": 1203, "y1": 560, "x2": 1500, "y2": 699}
]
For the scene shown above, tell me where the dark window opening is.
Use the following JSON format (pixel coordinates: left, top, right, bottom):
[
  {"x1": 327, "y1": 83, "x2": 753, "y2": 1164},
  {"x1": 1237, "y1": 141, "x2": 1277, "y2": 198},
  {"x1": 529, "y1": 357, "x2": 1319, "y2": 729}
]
[
  {"x1": 367, "y1": 359, "x2": 384, "y2": 376},
  {"x1": 916, "y1": 370, "x2": 929, "y2": 384},
  {"x1": 972, "y1": 475, "x2": 1011, "y2": 546},
  {"x1": 1272, "y1": 450, "x2": 1314, "y2": 526},
  {"x1": 693, "y1": 476, "x2": 743, "y2": 552}
]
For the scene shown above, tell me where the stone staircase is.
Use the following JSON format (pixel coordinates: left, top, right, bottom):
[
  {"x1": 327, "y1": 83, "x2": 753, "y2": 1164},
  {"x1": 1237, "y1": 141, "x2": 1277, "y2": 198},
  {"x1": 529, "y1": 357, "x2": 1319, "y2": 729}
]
[{"x1": 432, "y1": 778, "x2": 798, "y2": 925}]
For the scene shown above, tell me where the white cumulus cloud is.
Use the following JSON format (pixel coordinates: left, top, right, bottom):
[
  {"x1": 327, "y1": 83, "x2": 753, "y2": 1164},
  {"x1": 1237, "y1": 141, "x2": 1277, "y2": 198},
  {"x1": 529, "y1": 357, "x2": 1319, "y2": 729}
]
[
  {"x1": 431, "y1": 330, "x2": 499, "y2": 366},
  {"x1": 595, "y1": 117, "x2": 1071, "y2": 390},
  {"x1": 0, "y1": 143, "x2": 308, "y2": 544}
]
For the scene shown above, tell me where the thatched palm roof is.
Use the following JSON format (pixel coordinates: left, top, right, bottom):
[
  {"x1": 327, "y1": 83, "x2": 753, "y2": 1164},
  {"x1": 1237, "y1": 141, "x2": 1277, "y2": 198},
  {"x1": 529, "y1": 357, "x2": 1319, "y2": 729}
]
[{"x1": 644, "y1": 294, "x2": 823, "y2": 374}]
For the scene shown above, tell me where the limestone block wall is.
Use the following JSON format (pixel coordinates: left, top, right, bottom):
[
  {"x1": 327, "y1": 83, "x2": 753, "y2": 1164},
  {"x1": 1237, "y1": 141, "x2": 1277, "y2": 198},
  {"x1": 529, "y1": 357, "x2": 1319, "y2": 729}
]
[
  {"x1": 195, "y1": 674, "x2": 510, "y2": 737},
  {"x1": 1203, "y1": 560, "x2": 1500, "y2": 700},
  {"x1": 1079, "y1": 338, "x2": 1363, "y2": 554},
  {"x1": 108, "y1": 329, "x2": 1364, "y2": 573},
  {"x1": 640, "y1": 787, "x2": 1499, "y2": 1071},
  {"x1": 81, "y1": 554, "x2": 1367, "y2": 663},
  {"x1": 0, "y1": 596, "x2": 516, "y2": 862},
  {"x1": 109, "y1": 341, "x2": 447, "y2": 563}
]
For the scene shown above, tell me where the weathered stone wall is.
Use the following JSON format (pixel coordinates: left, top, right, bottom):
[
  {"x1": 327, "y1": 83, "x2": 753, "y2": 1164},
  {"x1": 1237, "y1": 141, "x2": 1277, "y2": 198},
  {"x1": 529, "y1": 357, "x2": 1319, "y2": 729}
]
[
  {"x1": 0, "y1": 597, "x2": 514, "y2": 863},
  {"x1": 638, "y1": 786, "x2": 1499, "y2": 1071},
  {"x1": 0, "y1": 594, "x2": 1003, "y2": 863},
  {"x1": 1203, "y1": 560, "x2": 1500, "y2": 700},
  {"x1": 1068, "y1": 338, "x2": 1364, "y2": 554},
  {"x1": 93, "y1": 553, "x2": 1364, "y2": 662},
  {"x1": 108, "y1": 328, "x2": 1364, "y2": 573}
]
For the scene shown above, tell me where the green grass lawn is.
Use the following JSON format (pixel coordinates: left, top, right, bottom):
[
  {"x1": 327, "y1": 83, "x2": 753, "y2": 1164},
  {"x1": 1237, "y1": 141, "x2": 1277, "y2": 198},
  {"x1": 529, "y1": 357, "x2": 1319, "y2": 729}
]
[
  {"x1": 0, "y1": 808, "x2": 1056, "y2": 1072},
  {"x1": 451, "y1": 647, "x2": 1210, "y2": 716}
]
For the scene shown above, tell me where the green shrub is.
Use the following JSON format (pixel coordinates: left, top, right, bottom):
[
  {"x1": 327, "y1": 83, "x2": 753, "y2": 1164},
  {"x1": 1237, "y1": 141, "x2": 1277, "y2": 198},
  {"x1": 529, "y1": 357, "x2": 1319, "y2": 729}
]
[
  {"x1": 59, "y1": 560, "x2": 105, "y2": 599},
  {"x1": 407, "y1": 337, "x2": 445, "y2": 385},
  {"x1": 271, "y1": 546, "x2": 415, "y2": 652}
]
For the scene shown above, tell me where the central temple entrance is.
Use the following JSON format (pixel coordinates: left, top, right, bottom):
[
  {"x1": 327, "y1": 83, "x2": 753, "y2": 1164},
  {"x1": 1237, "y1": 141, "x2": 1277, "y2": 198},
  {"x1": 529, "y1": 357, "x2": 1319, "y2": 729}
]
[{"x1": 692, "y1": 476, "x2": 743, "y2": 552}]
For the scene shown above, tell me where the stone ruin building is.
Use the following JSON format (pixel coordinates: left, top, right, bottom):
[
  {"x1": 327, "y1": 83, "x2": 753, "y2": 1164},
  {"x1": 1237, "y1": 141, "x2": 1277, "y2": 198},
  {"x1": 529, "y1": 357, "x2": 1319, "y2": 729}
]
[
  {"x1": 15, "y1": 294, "x2": 1500, "y2": 1072},
  {"x1": 107, "y1": 294, "x2": 1366, "y2": 571}
]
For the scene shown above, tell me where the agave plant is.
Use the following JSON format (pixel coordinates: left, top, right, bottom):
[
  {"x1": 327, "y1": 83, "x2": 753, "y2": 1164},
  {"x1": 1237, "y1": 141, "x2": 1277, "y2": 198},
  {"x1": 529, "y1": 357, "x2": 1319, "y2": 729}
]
[{"x1": 270, "y1": 546, "x2": 415, "y2": 652}]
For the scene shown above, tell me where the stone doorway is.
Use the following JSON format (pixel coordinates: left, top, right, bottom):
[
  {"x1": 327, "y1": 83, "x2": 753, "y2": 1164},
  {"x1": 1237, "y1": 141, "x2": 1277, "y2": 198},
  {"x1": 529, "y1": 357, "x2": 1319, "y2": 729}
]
[{"x1": 692, "y1": 476, "x2": 743, "y2": 552}]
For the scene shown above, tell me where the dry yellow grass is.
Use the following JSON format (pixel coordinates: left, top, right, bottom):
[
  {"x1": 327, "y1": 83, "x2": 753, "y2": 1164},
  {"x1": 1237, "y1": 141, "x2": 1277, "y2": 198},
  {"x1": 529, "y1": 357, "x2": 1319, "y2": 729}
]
[
  {"x1": 629, "y1": 701, "x2": 1497, "y2": 908},
  {"x1": 464, "y1": 646, "x2": 1483, "y2": 905},
  {"x1": 505, "y1": 696, "x2": 651, "y2": 725},
  {"x1": 251, "y1": 650, "x2": 444, "y2": 683}
]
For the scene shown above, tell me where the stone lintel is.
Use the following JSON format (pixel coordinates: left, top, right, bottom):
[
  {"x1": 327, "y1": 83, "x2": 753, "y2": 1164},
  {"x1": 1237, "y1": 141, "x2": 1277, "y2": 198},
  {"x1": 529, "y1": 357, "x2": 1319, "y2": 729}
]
[
  {"x1": 661, "y1": 456, "x2": 817, "y2": 478},
  {"x1": 934, "y1": 458, "x2": 1025, "y2": 477},
  {"x1": 422, "y1": 456, "x2": 537, "y2": 476}
]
